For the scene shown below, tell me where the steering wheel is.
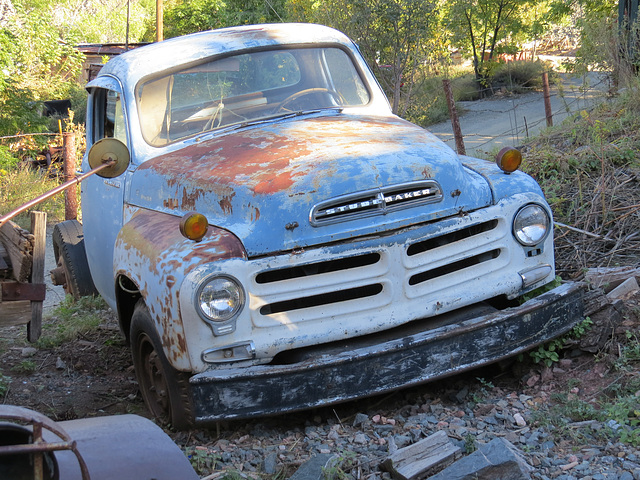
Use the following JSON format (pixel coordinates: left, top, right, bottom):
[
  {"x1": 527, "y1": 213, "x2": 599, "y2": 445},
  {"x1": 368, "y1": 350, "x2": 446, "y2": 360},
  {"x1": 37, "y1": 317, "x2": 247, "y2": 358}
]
[{"x1": 276, "y1": 88, "x2": 344, "y2": 112}]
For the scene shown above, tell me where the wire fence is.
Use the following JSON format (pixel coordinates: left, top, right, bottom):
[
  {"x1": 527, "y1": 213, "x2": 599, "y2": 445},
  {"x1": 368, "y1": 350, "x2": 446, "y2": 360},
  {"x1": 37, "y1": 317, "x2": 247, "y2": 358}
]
[{"x1": 428, "y1": 73, "x2": 612, "y2": 155}]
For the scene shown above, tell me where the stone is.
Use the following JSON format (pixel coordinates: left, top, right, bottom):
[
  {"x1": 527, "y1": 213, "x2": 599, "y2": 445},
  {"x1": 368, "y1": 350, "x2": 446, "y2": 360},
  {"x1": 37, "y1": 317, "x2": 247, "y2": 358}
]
[
  {"x1": 353, "y1": 413, "x2": 369, "y2": 427},
  {"x1": 289, "y1": 454, "x2": 337, "y2": 480},
  {"x1": 427, "y1": 438, "x2": 534, "y2": 480},
  {"x1": 21, "y1": 347, "x2": 37, "y2": 357},
  {"x1": 262, "y1": 453, "x2": 277, "y2": 475}
]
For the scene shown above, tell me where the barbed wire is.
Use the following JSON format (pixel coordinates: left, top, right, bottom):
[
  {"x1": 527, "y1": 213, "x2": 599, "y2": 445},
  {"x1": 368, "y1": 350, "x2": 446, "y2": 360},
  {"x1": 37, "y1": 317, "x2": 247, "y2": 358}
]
[{"x1": 0, "y1": 132, "x2": 61, "y2": 141}]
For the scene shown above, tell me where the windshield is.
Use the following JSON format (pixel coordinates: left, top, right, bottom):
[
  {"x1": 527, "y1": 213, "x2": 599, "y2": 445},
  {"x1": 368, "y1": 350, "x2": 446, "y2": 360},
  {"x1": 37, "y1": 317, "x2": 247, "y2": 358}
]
[{"x1": 137, "y1": 47, "x2": 371, "y2": 146}]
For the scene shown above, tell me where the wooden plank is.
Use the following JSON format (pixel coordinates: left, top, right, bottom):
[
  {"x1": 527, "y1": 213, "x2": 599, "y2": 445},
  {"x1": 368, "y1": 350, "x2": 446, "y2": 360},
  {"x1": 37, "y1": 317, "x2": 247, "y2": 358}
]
[
  {"x1": 0, "y1": 242, "x2": 9, "y2": 275},
  {"x1": 0, "y1": 300, "x2": 31, "y2": 326},
  {"x1": 0, "y1": 220, "x2": 34, "y2": 282},
  {"x1": 1, "y1": 282, "x2": 46, "y2": 301},
  {"x1": 381, "y1": 430, "x2": 461, "y2": 480},
  {"x1": 28, "y1": 211, "x2": 46, "y2": 342}
]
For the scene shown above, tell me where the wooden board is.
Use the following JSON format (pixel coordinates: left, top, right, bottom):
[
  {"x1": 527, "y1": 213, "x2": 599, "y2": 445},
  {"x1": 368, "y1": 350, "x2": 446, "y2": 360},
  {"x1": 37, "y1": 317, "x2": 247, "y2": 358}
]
[
  {"x1": 381, "y1": 430, "x2": 461, "y2": 480},
  {"x1": 0, "y1": 220, "x2": 34, "y2": 282},
  {"x1": 28, "y1": 211, "x2": 46, "y2": 341},
  {"x1": 0, "y1": 299, "x2": 31, "y2": 326},
  {"x1": 0, "y1": 242, "x2": 9, "y2": 276}
]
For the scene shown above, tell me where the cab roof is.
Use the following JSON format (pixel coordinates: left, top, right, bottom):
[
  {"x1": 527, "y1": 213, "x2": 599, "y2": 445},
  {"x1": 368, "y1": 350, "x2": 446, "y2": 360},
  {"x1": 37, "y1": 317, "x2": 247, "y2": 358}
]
[{"x1": 91, "y1": 23, "x2": 356, "y2": 88}]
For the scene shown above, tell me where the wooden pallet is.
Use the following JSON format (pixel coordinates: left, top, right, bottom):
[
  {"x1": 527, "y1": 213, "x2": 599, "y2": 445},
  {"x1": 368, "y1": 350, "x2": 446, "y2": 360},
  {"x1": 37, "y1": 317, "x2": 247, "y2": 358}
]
[{"x1": 0, "y1": 212, "x2": 46, "y2": 341}]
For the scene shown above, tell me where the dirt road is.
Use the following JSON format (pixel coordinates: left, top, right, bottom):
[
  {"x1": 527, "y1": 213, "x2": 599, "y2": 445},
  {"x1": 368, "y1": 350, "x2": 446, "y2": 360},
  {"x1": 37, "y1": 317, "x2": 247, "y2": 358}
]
[{"x1": 428, "y1": 72, "x2": 610, "y2": 158}]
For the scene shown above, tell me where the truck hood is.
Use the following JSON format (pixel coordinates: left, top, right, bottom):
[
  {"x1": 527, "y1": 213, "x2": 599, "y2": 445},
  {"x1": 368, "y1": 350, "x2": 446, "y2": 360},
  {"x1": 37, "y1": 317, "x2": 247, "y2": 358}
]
[{"x1": 128, "y1": 114, "x2": 493, "y2": 257}]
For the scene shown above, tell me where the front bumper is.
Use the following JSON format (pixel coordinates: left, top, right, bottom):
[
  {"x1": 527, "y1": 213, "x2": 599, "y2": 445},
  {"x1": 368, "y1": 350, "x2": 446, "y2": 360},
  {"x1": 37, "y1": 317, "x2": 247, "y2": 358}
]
[{"x1": 190, "y1": 282, "x2": 584, "y2": 422}]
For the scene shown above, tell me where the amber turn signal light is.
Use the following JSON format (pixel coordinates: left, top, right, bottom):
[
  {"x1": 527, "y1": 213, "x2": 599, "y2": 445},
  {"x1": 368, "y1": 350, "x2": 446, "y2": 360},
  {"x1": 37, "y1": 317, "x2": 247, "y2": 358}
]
[
  {"x1": 180, "y1": 212, "x2": 209, "y2": 242},
  {"x1": 496, "y1": 147, "x2": 522, "y2": 174}
]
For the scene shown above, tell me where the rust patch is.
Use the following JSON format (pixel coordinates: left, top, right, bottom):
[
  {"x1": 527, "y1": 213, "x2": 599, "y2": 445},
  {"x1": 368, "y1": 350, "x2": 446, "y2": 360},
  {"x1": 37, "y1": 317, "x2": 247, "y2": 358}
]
[
  {"x1": 182, "y1": 187, "x2": 204, "y2": 210},
  {"x1": 250, "y1": 206, "x2": 260, "y2": 222},
  {"x1": 137, "y1": 116, "x2": 442, "y2": 197},
  {"x1": 219, "y1": 194, "x2": 234, "y2": 215},
  {"x1": 254, "y1": 173, "x2": 295, "y2": 195},
  {"x1": 164, "y1": 198, "x2": 180, "y2": 209}
]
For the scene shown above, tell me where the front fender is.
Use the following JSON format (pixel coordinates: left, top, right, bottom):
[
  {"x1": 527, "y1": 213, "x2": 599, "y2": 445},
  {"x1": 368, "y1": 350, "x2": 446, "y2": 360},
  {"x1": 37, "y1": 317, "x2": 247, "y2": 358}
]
[{"x1": 114, "y1": 208, "x2": 246, "y2": 370}]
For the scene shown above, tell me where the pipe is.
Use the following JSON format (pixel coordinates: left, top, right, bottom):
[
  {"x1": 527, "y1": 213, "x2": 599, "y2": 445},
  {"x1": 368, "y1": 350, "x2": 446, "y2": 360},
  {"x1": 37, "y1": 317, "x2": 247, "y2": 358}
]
[{"x1": 0, "y1": 161, "x2": 115, "y2": 228}]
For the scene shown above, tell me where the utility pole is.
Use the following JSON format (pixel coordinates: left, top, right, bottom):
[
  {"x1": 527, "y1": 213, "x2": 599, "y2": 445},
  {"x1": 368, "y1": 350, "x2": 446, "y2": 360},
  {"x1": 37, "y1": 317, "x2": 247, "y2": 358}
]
[{"x1": 156, "y1": 0, "x2": 164, "y2": 42}]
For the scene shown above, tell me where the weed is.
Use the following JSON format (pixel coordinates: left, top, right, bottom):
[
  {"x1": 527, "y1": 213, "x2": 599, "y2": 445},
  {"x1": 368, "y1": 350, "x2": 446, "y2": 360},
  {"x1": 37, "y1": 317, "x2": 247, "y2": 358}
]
[
  {"x1": 0, "y1": 372, "x2": 11, "y2": 397},
  {"x1": 472, "y1": 377, "x2": 495, "y2": 403},
  {"x1": 528, "y1": 317, "x2": 592, "y2": 367},
  {"x1": 322, "y1": 450, "x2": 358, "y2": 480},
  {"x1": 464, "y1": 433, "x2": 477, "y2": 454},
  {"x1": 530, "y1": 340, "x2": 563, "y2": 367},
  {"x1": 13, "y1": 360, "x2": 37, "y2": 375},
  {"x1": 0, "y1": 162, "x2": 65, "y2": 226},
  {"x1": 185, "y1": 445, "x2": 220, "y2": 475},
  {"x1": 37, "y1": 295, "x2": 107, "y2": 348}
]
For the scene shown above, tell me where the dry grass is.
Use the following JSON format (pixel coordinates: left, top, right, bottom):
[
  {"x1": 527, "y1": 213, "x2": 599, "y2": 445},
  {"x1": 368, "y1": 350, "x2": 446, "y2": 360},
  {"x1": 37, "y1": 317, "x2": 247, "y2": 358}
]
[{"x1": 522, "y1": 87, "x2": 640, "y2": 279}]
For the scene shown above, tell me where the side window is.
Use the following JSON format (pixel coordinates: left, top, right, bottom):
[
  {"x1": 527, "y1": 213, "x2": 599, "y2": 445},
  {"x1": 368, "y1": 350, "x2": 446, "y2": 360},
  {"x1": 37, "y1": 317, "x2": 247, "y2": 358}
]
[{"x1": 93, "y1": 88, "x2": 127, "y2": 146}]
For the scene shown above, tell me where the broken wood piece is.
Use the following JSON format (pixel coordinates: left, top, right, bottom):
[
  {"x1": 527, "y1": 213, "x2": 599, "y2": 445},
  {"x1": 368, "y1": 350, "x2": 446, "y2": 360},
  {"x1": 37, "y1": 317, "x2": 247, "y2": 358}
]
[
  {"x1": 380, "y1": 430, "x2": 460, "y2": 480},
  {"x1": 0, "y1": 242, "x2": 9, "y2": 275},
  {"x1": 607, "y1": 276, "x2": 639, "y2": 301},
  {"x1": 584, "y1": 266, "x2": 640, "y2": 292},
  {"x1": 0, "y1": 220, "x2": 35, "y2": 282},
  {"x1": 28, "y1": 211, "x2": 46, "y2": 341},
  {"x1": 0, "y1": 297, "x2": 31, "y2": 326}
]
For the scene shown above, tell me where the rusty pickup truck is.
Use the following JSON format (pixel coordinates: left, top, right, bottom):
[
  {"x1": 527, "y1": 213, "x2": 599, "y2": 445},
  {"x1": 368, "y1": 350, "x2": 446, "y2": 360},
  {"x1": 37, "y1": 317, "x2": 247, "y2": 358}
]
[{"x1": 51, "y1": 23, "x2": 583, "y2": 428}]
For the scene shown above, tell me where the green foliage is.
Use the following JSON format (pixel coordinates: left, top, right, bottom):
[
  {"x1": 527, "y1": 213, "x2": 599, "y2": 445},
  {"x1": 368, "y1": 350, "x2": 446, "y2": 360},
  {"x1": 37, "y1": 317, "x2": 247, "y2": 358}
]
[
  {"x1": 0, "y1": 5, "x2": 84, "y2": 138},
  {"x1": 164, "y1": 0, "x2": 226, "y2": 38},
  {"x1": 0, "y1": 372, "x2": 11, "y2": 398},
  {"x1": 317, "y1": 0, "x2": 442, "y2": 114},
  {"x1": 14, "y1": 360, "x2": 37, "y2": 375},
  {"x1": 0, "y1": 146, "x2": 19, "y2": 171},
  {"x1": 36, "y1": 296, "x2": 107, "y2": 348},
  {"x1": 529, "y1": 340, "x2": 562, "y2": 367},
  {"x1": 445, "y1": 0, "x2": 559, "y2": 94},
  {"x1": 464, "y1": 433, "x2": 477, "y2": 453},
  {"x1": 529, "y1": 317, "x2": 592, "y2": 367},
  {"x1": 164, "y1": 0, "x2": 287, "y2": 38},
  {"x1": 490, "y1": 60, "x2": 551, "y2": 92},
  {"x1": 185, "y1": 446, "x2": 220, "y2": 474},
  {"x1": 322, "y1": 450, "x2": 358, "y2": 480}
]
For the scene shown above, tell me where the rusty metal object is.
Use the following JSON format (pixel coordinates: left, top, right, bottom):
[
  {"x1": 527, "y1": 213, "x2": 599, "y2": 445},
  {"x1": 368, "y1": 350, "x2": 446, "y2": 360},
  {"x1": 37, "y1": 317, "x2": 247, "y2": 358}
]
[
  {"x1": 0, "y1": 405, "x2": 91, "y2": 480},
  {"x1": 63, "y1": 133, "x2": 78, "y2": 221},
  {"x1": 0, "y1": 283, "x2": 46, "y2": 302},
  {"x1": 0, "y1": 406, "x2": 199, "y2": 480},
  {"x1": 0, "y1": 161, "x2": 117, "y2": 229}
]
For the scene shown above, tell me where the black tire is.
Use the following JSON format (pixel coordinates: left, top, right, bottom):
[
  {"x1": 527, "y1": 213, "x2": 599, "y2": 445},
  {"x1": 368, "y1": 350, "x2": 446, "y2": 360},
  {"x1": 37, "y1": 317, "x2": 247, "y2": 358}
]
[
  {"x1": 130, "y1": 300, "x2": 194, "y2": 430},
  {"x1": 51, "y1": 220, "x2": 98, "y2": 299}
]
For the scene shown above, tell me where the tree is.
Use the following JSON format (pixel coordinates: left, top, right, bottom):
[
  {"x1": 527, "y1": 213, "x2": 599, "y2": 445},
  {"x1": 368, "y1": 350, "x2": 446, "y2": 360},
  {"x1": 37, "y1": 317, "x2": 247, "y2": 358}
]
[
  {"x1": 447, "y1": 0, "x2": 539, "y2": 92},
  {"x1": 0, "y1": 6, "x2": 84, "y2": 136},
  {"x1": 316, "y1": 0, "x2": 441, "y2": 115},
  {"x1": 163, "y1": 0, "x2": 288, "y2": 38}
]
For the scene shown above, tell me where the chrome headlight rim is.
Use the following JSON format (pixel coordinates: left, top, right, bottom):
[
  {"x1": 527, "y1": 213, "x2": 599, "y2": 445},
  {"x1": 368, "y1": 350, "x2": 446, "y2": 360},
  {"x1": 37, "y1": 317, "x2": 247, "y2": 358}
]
[
  {"x1": 512, "y1": 203, "x2": 551, "y2": 247},
  {"x1": 195, "y1": 274, "x2": 246, "y2": 324}
]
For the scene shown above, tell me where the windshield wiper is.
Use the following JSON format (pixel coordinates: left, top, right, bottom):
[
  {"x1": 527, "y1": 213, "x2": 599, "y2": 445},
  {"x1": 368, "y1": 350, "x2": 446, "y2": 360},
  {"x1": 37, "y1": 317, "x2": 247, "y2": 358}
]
[{"x1": 193, "y1": 109, "x2": 342, "y2": 143}]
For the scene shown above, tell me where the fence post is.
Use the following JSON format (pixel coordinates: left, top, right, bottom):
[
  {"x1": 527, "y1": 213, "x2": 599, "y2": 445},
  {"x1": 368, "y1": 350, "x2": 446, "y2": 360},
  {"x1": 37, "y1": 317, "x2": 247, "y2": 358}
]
[
  {"x1": 442, "y1": 79, "x2": 466, "y2": 156},
  {"x1": 63, "y1": 132, "x2": 78, "y2": 220},
  {"x1": 542, "y1": 72, "x2": 553, "y2": 127}
]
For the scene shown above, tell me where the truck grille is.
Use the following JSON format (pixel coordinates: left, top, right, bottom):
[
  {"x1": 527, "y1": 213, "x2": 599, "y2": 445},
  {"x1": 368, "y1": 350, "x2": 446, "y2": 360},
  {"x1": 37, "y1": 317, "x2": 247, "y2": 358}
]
[
  {"x1": 253, "y1": 218, "x2": 503, "y2": 320},
  {"x1": 310, "y1": 181, "x2": 443, "y2": 226}
]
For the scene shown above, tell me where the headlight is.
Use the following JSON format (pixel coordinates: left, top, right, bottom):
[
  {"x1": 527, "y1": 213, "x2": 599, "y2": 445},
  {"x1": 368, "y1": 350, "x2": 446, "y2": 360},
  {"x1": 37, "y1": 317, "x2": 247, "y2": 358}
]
[
  {"x1": 513, "y1": 204, "x2": 550, "y2": 246},
  {"x1": 197, "y1": 275, "x2": 245, "y2": 322}
]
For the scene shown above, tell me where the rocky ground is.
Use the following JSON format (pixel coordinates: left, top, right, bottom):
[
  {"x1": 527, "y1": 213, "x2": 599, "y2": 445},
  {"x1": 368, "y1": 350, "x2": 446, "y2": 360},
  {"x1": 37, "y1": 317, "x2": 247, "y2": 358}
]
[{"x1": 1, "y1": 279, "x2": 640, "y2": 480}]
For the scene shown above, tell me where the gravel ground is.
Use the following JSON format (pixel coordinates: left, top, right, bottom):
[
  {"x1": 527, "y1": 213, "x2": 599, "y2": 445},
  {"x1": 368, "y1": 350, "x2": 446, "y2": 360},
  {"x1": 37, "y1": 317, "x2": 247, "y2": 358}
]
[{"x1": 2, "y1": 289, "x2": 640, "y2": 479}]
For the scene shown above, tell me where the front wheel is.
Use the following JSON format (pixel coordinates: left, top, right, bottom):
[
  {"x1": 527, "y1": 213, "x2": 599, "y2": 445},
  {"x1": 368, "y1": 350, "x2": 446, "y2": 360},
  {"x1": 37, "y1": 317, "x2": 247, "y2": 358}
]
[{"x1": 130, "y1": 300, "x2": 194, "y2": 430}]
